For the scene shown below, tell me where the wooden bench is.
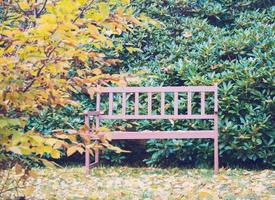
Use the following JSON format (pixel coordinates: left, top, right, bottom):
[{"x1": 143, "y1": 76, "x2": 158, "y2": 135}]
[{"x1": 84, "y1": 85, "x2": 219, "y2": 174}]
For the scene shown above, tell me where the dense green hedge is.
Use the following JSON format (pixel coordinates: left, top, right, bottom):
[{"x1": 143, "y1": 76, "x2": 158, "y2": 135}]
[{"x1": 28, "y1": 0, "x2": 275, "y2": 167}]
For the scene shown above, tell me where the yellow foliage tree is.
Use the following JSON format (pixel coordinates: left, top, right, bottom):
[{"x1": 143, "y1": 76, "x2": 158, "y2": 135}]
[{"x1": 0, "y1": 0, "x2": 150, "y2": 174}]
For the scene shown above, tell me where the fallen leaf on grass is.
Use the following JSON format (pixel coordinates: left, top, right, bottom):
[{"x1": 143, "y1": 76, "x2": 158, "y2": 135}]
[{"x1": 23, "y1": 186, "x2": 35, "y2": 196}]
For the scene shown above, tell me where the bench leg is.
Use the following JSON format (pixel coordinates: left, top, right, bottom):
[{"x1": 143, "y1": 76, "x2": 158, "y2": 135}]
[
  {"x1": 84, "y1": 113, "x2": 100, "y2": 175},
  {"x1": 214, "y1": 137, "x2": 219, "y2": 175},
  {"x1": 85, "y1": 147, "x2": 100, "y2": 175},
  {"x1": 90, "y1": 148, "x2": 99, "y2": 168},
  {"x1": 85, "y1": 145, "x2": 90, "y2": 175},
  {"x1": 214, "y1": 112, "x2": 219, "y2": 175}
]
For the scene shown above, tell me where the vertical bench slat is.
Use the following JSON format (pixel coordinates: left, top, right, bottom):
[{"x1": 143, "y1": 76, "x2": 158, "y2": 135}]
[
  {"x1": 96, "y1": 93, "x2": 100, "y2": 112},
  {"x1": 109, "y1": 92, "x2": 113, "y2": 115},
  {"x1": 161, "y1": 92, "x2": 165, "y2": 115},
  {"x1": 84, "y1": 113, "x2": 90, "y2": 174},
  {"x1": 95, "y1": 110, "x2": 100, "y2": 165},
  {"x1": 187, "y1": 92, "x2": 192, "y2": 115},
  {"x1": 96, "y1": 92, "x2": 101, "y2": 164},
  {"x1": 135, "y1": 92, "x2": 139, "y2": 116},
  {"x1": 122, "y1": 92, "x2": 126, "y2": 116},
  {"x1": 174, "y1": 92, "x2": 178, "y2": 115},
  {"x1": 148, "y1": 92, "x2": 152, "y2": 115},
  {"x1": 201, "y1": 92, "x2": 205, "y2": 115},
  {"x1": 214, "y1": 84, "x2": 218, "y2": 113}
]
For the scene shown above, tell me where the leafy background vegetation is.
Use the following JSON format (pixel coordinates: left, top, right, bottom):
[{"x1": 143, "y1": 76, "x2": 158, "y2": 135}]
[{"x1": 27, "y1": 0, "x2": 274, "y2": 168}]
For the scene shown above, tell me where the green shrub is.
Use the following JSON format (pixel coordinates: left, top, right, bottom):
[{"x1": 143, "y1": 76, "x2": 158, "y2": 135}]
[
  {"x1": 27, "y1": 0, "x2": 275, "y2": 167},
  {"x1": 119, "y1": 0, "x2": 275, "y2": 167}
]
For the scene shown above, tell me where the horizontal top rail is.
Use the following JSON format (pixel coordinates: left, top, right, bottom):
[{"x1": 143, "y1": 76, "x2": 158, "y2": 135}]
[
  {"x1": 91, "y1": 130, "x2": 216, "y2": 140},
  {"x1": 94, "y1": 85, "x2": 217, "y2": 93},
  {"x1": 97, "y1": 114, "x2": 215, "y2": 120}
]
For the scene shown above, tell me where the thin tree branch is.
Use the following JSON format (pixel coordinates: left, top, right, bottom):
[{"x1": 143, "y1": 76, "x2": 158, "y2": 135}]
[
  {"x1": 0, "y1": 185, "x2": 28, "y2": 195},
  {"x1": 0, "y1": 167, "x2": 11, "y2": 194},
  {"x1": 72, "y1": 0, "x2": 94, "y2": 23},
  {"x1": 37, "y1": 0, "x2": 48, "y2": 16},
  {"x1": 22, "y1": 42, "x2": 58, "y2": 93},
  {"x1": 22, "y1": 63, "x2": 46, "y2": 93},
  {"x1": 14, "y1": 0, "x2": 28, "y2": 15}
]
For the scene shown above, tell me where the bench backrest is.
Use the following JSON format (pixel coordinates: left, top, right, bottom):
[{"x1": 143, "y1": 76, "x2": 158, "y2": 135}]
[{"x1": 89, "y1": 85, "x2": 218, "y2": 121}]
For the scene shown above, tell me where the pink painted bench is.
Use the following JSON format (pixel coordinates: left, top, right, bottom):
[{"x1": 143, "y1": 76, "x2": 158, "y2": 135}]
[{"x1": 84, "y1": 85, "x2": 219, "y2": 174}]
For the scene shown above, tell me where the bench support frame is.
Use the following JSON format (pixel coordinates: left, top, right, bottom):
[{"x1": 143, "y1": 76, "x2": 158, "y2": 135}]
[{"x1": 84, "y1": 85, "x2": 219, "y2": 175}]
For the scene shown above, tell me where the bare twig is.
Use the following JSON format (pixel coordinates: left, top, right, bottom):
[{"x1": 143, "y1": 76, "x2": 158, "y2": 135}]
[
  {"x1": 22, "y1": 63, "x2": 46, "y2": 93},
  {"x1": 37, "y1": 0, "x2": 48, "y2": 16},
  {"x1": 14, "y1": 0, "x2": 28, "y2": 15},
  {"x1": 0, "y1": 166, "x2": 11, "y2": 194},
  {"x1": 23, "y1": 41, "x2": 58, "y2": 93},
  {"x1": 72, "y1": 0, "x2": 94, "y2": 23},
  {"x1": 0, "y1": 186, "x2": 28, "y2": 195}
]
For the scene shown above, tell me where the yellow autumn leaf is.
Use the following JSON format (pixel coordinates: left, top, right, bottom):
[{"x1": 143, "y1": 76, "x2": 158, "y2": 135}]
[
  {"x1": 28, "y1": 169, "x2": 38, "y2": 178},
  {"x1": 20, "y1": 146, "x2": 35, "y2": 156},
  {"x1": 217, "y1": 175, "x2": 229, "y2": 181},
  {"x1": 51, "y1": 149, "x2": 61, "y2": 159},
  {"x1": 98, "y1": 127, "x2": 110, "y2": 132},
  {"x1": 38, "y1": 14, "x2": 56, "y2": 25},
  {"x1": 54, "y1": 140, "x2": 65, "y2": 149},
  {"x1": 45, "y1": 138, "x2": 61, "y2": 146},
  {"x1": 104, "y1": 132, "x2": 112, "y2": 141},
  {"x1": 126, "y1": 47, "x2": 143, "y2": 53},
  {"x1": 91, "y1": 68, "x2": 102, "y2": 75},
  {"x1": 198, "y1": 190, "x2": 213, "y2": 199},
  {"x1": 78, "y1": 0, "x2": 86, "y2": 6},
  {"x1": 67, "y1": 134, "x2": 77, "y2": 142},
  {"x1": 48, "y1": 64, "x2": 57, "y2": 73},
  {"x1": 121, "y1": 0, "x2": 130, "y2": 4},
  {"x1": 55, "y1": 134, "x2": 70, "y2": 139},
  {"x1": 93, "y1": 42, "x2": 102, "y2": 49},
  {"x1": 105, "y1": 144, "x2": 130, "y2": 153},
  {"x1": 98, "y1": 127, "x2": 112, "y2": 141},
  {"x1": 41, "y1": 159, "x2": 56, "y2": 168},
  {"x1": 0, "y1": 119, "x2": 8, "y2": 128},
  {"x1": 15, "y1": 163, "x2": 23, "y2": 175},
  {"x1": 58, "y1": 0, "x2": 78, "y2": 15},
  {"x1": 98, "y1": 2, "x2": 110, "y2": 21},
  {"x1": 29, "y1": 135, "x2": 45, "y2": 144},
  {"x1": 19, "y1": 1, "x2": 30, "y2": 10},
  {"x1": 38, "y1": 145, "x2": 53, "y2": 154},
  {"x1": 23, "y1": 186, "x2": 35, "y2": 196},
  {"x1": 106, "y1": 40, "x2": 114, "y2": 48},
  {"x1": 67, "y1": 146, "x2": 83, "y2": 156}
]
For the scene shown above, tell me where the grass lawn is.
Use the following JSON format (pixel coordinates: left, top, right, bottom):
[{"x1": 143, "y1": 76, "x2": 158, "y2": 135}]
[{"x1": 3, "y1": 166, "x2": 274, "y2": 199}]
